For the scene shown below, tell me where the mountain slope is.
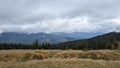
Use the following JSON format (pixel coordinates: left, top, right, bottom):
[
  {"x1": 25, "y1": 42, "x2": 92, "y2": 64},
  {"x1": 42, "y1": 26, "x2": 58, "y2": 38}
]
[
  {"x1": 58, "y1": 32, "x2": 120, "y2": 49},
  {"x1": 0, "y1": 32, "x2": 75, "y2": 44},
  {"x1": 52, "y1": 32, "x2": 103, "y2": 39}
]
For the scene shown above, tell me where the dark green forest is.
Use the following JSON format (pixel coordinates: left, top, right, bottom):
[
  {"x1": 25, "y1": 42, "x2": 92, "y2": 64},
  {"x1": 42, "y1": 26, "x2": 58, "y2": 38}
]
[
  {"x1": 57, "y1": 32, "x2": 120, "y2": 50},
  {"x1": 0, "y1": 32, "x2": 120, "y2": 50}
]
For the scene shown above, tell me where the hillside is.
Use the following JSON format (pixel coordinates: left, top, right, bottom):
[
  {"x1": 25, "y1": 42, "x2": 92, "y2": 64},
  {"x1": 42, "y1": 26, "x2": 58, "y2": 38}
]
[
  {"x1": 52, "y1": 32, "x2": 103, "y2": 39},
  {"x1": 0, "y1": 32, "x2": 75, "y2": 44},
  {"x1": 58, "y1": 32, "x2": 120, "y2": 50}
]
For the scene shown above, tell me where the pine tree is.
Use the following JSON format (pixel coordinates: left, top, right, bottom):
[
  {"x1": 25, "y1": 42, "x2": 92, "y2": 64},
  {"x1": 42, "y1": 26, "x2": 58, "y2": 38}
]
[
  {"x1": 42, "y1": 42, "x2": 51, "y2": 49},
  {"x1": 113, "y1": 41, "x2": 119, "y2": 49},
  {"x1": 32, "y1": 39, "x2": 39, "y2": 49}
]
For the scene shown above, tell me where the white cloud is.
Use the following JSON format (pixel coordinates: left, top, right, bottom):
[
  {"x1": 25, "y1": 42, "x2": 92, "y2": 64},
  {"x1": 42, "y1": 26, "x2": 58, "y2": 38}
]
[
  {"x1": 0, "y1": 30, "x2": 3, "y2": 33},
  {"x1": 0, "y1": 16, "x2": 100, "y2": 33},
  {"x1": 96, "y1": 16, "x2": 120, "y2": 32},
  {"x1": 0, "y1": 0, "x2": 120, "y2": 33}
]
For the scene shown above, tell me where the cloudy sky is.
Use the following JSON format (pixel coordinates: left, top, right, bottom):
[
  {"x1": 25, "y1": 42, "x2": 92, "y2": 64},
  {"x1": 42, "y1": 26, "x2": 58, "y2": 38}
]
[{"x1": 0, "y1": 0, "x2": 120, "y2": 33}]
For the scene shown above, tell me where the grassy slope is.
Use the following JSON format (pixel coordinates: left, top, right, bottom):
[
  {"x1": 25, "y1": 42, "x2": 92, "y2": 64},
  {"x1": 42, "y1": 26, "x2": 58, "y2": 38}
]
[{"x1": 0, "y1": 50, "x2": 120, "y2": 68}]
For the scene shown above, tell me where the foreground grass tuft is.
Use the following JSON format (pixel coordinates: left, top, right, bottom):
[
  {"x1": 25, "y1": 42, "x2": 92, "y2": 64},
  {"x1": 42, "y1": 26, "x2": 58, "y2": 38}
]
[{"x1": 55, "y1": 50, "x2": 120, "y2": 60}]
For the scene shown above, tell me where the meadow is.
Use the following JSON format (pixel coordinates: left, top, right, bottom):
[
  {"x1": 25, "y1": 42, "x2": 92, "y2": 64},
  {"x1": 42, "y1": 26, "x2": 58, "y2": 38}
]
[{"x1": 0, "y1": 50, "x2": 120, "y2": 68}]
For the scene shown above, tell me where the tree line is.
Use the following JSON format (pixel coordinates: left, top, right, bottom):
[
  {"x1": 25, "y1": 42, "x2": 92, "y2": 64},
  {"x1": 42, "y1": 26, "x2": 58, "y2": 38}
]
[
  {"x1": 0, "y1": 40, "x2": 119, "y2": 50},
  {"x1": 0, "y1": 40, "x2": 53, "y2": 50}
]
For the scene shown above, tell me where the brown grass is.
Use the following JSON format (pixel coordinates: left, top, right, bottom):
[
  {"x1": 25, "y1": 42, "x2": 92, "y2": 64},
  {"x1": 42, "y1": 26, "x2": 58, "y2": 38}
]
[
  {"x1": 0, "y1": 59, "x2": 120, "y2": 68},
  {"x1": 0, "y1": 50, "x2": 120, "y2": 68},
  {"x1": 0, "y1": 50, "x2": 49, "y2": 61},
  {"x1": 55, "y1": 50, "x2": 120, "y2": 60}
]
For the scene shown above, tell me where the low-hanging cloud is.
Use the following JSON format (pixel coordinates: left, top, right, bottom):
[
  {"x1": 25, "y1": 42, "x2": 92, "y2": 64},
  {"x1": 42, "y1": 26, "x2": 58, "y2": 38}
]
[{"x1": 0, "y1": 0, "x2": 120, "y2": 33}]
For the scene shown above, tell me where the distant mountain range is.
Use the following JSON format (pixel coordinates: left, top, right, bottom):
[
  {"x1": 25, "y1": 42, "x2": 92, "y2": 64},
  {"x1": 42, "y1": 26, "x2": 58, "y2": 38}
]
[
  {"x1": 0, "y1": 32, "x2": 104, "y2": 44},
  {"x1": 1, "y1": 32, "x2": 120, "y2": 50},
  {"x1": 0, "y1": 32, "x2": 75, "y2": 44},
  {"x1": 52, "y1": 32, "x2": 104, "y2": 39}
]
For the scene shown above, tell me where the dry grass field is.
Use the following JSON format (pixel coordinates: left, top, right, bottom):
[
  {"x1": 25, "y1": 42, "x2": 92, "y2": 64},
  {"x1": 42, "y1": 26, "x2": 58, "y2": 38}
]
[{"x1": 0, "y1": 50, "x2": 120, "y2": 68}]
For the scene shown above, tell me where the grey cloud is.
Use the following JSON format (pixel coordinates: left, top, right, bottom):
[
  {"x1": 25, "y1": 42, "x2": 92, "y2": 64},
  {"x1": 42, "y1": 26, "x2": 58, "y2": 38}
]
[{"x1": 0, "y1": 0, "x2": 120, "y2": 33}]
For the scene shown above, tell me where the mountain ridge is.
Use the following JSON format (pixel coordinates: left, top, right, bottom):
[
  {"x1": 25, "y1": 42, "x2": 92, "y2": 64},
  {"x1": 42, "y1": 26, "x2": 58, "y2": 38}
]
[
  {"x1": 52, "y1": 32, "x2": 104, "y2": 39},
  {"x1": 0, "y1": 32, "x2": 75, "y2": 44},
  {"x1": 57, "y1": 32, "x2": 120, "y2": 49}
]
